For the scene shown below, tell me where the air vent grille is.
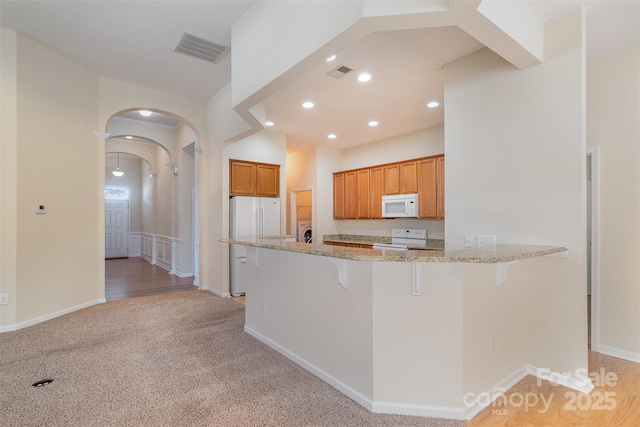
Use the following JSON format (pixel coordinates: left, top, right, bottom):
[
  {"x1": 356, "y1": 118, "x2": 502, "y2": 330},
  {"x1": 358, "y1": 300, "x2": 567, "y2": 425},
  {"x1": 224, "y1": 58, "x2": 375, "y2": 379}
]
[
  {"x1": 175, "y1": 32, "x2": 228, "y2": 64},
  {"x1": 326, "y1": 65, "x2": 353, "y2": 79}
]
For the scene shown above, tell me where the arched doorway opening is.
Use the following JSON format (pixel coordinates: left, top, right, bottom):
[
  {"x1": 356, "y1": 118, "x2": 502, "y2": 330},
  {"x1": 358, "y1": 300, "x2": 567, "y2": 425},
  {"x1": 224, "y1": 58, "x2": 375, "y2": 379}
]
[{"x1": 103, "y1": 109, "x2": 201, "y2": 300}]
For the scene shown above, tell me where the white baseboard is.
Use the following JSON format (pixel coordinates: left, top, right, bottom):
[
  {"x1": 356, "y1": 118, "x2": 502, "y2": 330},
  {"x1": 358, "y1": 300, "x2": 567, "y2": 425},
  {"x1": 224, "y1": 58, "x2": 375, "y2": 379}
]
[
  {"x1": 463, "y1": 365, "x2": 531, "y2": 420},
  {"x1": 244, "y1": 325, "x2": 466, "y2": 420},
  {"x1": 201, "y1": 286, "x2": 230, "y2": 298},
  {"x1": 532, "y1": 366, "x2": 595, "y2": 394},
  {"x1": 0, "y1": 298, "x2": 106, "y2": 333},
  {"x1": 596, "y1": 344, "x2": 640, "y2": 363},
  {"x1": 176, "y1": 271, "x2": 194, "y2": 278}
]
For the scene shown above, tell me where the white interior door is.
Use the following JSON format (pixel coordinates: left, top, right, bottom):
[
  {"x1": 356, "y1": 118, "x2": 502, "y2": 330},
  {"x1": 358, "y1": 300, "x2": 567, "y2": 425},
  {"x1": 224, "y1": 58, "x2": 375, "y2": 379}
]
[{"x1": 105, "y1": 200, "x2": 129, "y2": 259}]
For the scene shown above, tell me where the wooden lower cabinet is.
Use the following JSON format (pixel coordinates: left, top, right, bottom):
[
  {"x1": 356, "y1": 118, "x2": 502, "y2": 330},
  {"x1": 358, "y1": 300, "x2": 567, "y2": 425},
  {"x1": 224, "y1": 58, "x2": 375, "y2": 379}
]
[{"x1": 324, "y1": 241, "x2": 373, "y2": 249}]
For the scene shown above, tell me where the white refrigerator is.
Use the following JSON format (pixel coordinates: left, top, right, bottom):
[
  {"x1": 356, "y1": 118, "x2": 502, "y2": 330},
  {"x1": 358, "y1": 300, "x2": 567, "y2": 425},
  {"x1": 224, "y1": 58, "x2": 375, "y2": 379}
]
[{"x1": 229, "y1": 196, "x2": 281, "y2": 296}]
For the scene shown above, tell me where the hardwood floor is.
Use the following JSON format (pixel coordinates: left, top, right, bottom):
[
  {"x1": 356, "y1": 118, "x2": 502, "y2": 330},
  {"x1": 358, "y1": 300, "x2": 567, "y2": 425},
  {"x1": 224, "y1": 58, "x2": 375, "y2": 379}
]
[{"x1": 105, "y1": 257, "x2": 196, "y2": 301}]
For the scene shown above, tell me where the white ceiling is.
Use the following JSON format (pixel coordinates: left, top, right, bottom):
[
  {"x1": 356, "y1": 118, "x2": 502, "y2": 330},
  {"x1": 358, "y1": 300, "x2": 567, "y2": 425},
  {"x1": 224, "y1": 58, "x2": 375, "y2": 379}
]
[{"x1": 1, "y1": 1, "x2": 638, "y2": 150}]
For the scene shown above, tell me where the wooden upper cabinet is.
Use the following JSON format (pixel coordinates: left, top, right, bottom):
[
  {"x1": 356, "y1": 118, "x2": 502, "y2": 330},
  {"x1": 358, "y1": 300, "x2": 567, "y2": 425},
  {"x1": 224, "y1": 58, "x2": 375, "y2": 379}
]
[
  {"x1": 357, "y1": 169, "x2": 371, "y2": 219},
  {"x1": 384, "y1": 164, "x2": 400, "y2": 195},
  {"x1": 256, "y1": 163, "x2": 279, "y2": 197},
  {"x1": 345, "y1": 171, "x2": 358, "y2": 219},
  {"x1": 369, "y1": 167, "x2": 384, "y2": 219},
  {"x1": 333, "y1": 172, "x2": 345, "y2": 219},
  {"x1": 230, "y1": 159, "x2": 280, "y2": 197},
  {"x1": 418, "y1": 158, "x2": 437, "y2": 219},
  {"x1": 229, "y1": 160, "x2": 256, "y2": 196},
  {"x1": 436, "y1": 156, "x2": 445, "y2": 219},
  {"x1": 333, "y1": 155, "x2": 444, "y2": 220},
  {"x1": 400, "y1": 161, "x2": 418, "y2": 194}
]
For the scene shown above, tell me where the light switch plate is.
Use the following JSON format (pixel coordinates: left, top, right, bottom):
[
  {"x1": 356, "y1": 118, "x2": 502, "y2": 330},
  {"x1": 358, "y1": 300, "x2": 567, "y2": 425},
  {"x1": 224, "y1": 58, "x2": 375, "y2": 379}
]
[
  {"x1": 464, "y1": 234, "x2": 475, "y2": 248},
  {"x1": 35, "y1": 204, "x2": 47, "y2": 214}
]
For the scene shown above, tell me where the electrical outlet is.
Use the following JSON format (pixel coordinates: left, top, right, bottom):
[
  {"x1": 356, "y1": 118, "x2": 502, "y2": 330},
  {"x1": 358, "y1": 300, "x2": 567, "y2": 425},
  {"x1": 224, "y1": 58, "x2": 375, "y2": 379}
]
[
  {"x1": 489, "y1": 336, "x2": 495, "y2": 354},
  {"x1": 477, "y1": 234, "x2": 497, "y2": 249},
  {"x1": 464, "y1": 234, "x2": 475, "y2": 248},
  {"x1": 262, "y1": 300, "x2": 267, "y2": 314},
  {"x1": 0, "y1": 294, "x2": 8, "y2": 305}
]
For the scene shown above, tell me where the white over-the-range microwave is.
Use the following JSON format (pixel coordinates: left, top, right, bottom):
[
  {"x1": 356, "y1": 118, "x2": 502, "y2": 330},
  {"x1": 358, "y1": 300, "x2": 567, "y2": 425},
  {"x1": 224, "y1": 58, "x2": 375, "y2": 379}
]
[{"x1": 381, "y1": 194, "x2": 419, "y2": 218}]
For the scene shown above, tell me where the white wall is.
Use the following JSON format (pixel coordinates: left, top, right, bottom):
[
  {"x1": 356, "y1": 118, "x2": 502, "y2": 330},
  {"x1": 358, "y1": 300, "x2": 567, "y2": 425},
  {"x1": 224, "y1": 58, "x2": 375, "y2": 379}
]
[
  {"x1": 200, "y1": 130, "x2": 287, "y2": 296},
  {"x1": 4, "y1": 32, "x2": 102, "y2": 327},
  {"x1": 444, "y1": 10, "x2": 588, "y2": 377},
  {"x1": 587, "y1": 43, "x2": 640, "y2": 360},
  {"x1": 331, "y1": 127, "x2": 446, "y2": 240},
  {"x1": 0, "y1": 28, "x2": 18, "y2": 330},
  {"x1": 231, "y1": 1, "x2": 364, "y2": 108}
]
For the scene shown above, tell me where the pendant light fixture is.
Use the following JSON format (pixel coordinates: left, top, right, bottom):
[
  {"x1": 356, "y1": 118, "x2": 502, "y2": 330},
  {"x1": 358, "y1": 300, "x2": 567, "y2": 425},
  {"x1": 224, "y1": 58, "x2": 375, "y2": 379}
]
[{"x1": 112, "y1": 153, "x2": 124, "y2": 177}]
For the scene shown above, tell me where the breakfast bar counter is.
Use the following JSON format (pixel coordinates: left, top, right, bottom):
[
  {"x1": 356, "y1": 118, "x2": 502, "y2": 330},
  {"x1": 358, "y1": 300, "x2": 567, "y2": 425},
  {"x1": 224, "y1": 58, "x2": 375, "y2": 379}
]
[
  {"x1": 220, "y1": 236, "x2": 567, "y2": 263},
  {"x1": 220, "y1": 237, "x2": 586, "y2": 421}
]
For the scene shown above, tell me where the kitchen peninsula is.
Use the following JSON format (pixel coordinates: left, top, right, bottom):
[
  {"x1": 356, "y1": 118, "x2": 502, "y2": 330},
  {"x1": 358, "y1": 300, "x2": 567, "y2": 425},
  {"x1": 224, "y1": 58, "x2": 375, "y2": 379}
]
[{"x1": 220, "y1": 237, "x2": 580, "y2": 420}]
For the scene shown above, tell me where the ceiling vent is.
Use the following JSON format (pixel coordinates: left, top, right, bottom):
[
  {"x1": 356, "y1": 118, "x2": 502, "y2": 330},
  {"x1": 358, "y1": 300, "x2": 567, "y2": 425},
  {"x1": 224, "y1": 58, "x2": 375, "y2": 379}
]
[
  {"x1": 326, "y1": 65, "x2": 353, "y2": 79},
  {"x1": 174, "y1": 32, "x2": 228, "y2": 64}
]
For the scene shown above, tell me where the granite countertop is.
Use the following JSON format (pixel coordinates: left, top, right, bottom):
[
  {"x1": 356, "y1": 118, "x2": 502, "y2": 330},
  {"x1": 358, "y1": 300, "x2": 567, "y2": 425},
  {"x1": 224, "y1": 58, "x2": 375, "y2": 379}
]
[
  {"x1": 220, "y1": 236, "x2": 567, "y2": 264},
  {"x1": 322, "y1": 234, "x2": 445, "y2": 250}
]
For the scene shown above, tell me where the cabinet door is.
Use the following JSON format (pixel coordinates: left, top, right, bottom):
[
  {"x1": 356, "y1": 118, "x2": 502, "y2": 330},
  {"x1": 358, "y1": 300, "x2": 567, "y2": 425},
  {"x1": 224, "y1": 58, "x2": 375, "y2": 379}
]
[
  {"x1": 230, "y1": 160, "x2": 256, "y2": 196},
  {"x1": 345, "y1": 171, "x2": 358, "y2": 219},
  {"x1": 400, "y1": 161, "x2": 418, "y2": 194},
  {"x1": 256, "y1": 163, "x2": 279, "y2": 197},
  {"x1": 357, "y1": 169, "x2": 371, "y2": 219},
  {"x1": 436, "y1": 156, "x2": 445, "y2": 219},
  {"x1": 369, "y1": 167, "x2": 384, "y2": 219},
  {"x1": 384, "y1": 164, "x2": 400, "y2": 195},
  {"x1": 418, "y1": 158, "x2": 437, "y2": 218},
  {"x1": 333, "y1": 173, "x2": 345, "y2": 219}
]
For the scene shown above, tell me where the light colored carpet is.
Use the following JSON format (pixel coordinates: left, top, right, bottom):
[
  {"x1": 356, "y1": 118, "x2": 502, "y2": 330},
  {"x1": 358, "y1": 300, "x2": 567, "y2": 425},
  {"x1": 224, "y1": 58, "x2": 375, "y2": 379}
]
[{"x1": 0, "y1": 290, "x2": 463, "y2": 426}]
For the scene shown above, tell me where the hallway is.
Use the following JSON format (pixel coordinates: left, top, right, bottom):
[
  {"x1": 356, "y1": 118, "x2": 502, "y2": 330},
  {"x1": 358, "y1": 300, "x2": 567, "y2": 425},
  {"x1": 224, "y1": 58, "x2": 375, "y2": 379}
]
[{"x1": 105, "y1": 258, "x2": 196, "y2": 301}]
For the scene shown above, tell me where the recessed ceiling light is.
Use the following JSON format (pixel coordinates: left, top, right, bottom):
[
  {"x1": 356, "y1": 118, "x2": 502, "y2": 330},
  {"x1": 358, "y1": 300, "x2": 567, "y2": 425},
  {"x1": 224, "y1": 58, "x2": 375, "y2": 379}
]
[
  {"x1": 265, "y1": 121, "x2": 274, "y2": 127},
  {"x1": 427, "y1": 101, "x2": 440, "y2": 108},
  {"x1": 302, "y1": 101, "x2": 314, "y2": 109},
  {"x1": 357, "y1": 73, "x2": 372, "y2": 82},
  {"x1": 328, "y1": 134, "x2": 337, "y2": 139},
  {"x1": 326, "y1": 54, "x2": 336, "y2": 62},
  {"x1": 368, "y1": 121, "x2": 378, "y2": 127},
  {"x1": 125, "y1": 136, "x2": 133, "y2": 139},
  {"x1": 139, "y1": 110, "x2": 152, "y2": 117}
]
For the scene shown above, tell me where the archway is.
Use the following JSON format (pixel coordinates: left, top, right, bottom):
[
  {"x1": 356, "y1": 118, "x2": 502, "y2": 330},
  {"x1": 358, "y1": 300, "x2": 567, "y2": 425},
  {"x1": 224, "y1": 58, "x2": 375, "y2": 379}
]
[{"x1": 103, "y1": 109, "x2": 201, "y2": 299}]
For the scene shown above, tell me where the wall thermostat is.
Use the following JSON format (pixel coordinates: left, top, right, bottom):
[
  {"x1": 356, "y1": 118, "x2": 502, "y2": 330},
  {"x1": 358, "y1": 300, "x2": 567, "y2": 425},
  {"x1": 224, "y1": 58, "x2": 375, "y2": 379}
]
[{"x1": 35, "y1": 204, "x2": 47, "y2": 214}]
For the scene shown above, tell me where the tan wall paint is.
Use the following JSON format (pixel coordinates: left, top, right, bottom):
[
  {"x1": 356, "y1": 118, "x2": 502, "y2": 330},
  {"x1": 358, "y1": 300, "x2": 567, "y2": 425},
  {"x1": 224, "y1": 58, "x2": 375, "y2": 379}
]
[
  {"x1": 15, "y1": 33, "x2": 102, "y2": 323},
  {"x1": 587, "y1": 43, "x2": 640, "y2": 358},
  {"x1": 0, "y1": 28, "x2": 18, "y2": 329}
]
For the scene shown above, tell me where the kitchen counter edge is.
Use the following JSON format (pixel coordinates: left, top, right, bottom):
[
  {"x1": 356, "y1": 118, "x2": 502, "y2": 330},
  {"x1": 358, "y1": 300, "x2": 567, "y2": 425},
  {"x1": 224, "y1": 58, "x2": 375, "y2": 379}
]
[{"x1": 220, "y1": 237, "x2": 568, "y2": 264}]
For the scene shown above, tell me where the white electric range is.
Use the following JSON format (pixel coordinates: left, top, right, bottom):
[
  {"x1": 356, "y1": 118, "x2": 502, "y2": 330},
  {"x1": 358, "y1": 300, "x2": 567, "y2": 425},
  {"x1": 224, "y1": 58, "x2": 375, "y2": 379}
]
[{"x1": 372, "y1": 228, "x2": 427, "y2": 251}]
